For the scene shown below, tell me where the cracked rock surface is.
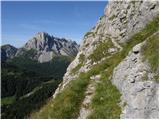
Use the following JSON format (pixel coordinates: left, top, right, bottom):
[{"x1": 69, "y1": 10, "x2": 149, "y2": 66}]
[{"x1": 112, "y1": 40, "x2": 158, "y2": 119}]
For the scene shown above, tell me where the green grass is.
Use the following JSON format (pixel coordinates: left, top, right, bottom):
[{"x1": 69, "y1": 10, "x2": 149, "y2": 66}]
[
  {"x1": 109, "y1": 15, "x2": 116, "y2": 21},
  {"x1": 89, "y1": 38, "x2": 114, "y2": 63},
  {"x1": 30, "y1": 72, "x2": 90, "y2": 119},
  {"x1": 79, "y1": 54, "x2": 85, "y2": 63},
  {"x1": 71, "y1": 53, "x2": 85, "y2": 74},
  {"x1": 84, "y1": 32, "x2": 94, "y2": 37},
  {"x1": 141, "y1": 33, "x2": 159, "y2": 72},
  {"x1": 88, "y1": 57, "x2": 122, "y2": 118},
  {"x1": 141, "y1": 33, "x2": 159, "y2": 82},
  {"x1": 29, "y1": 17, "x2": 158, "y2": 119},
  {"x1": 1, "y1": 96, "x2": 16, "y2": 106},
  {"x1": 89, "y1": 17, "x2": 159, "y2": 118}
]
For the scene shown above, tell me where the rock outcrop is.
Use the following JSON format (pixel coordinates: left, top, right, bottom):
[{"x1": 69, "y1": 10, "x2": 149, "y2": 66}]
[
  {"x1": 1, "y1": 44, "x2": 17, "y2": 62},
  {"x1": 103, "y1": 0, "x2": 158, "y2": 43},
  {"x1": 112, "y1": 32, "x2": 159, "y2": 119},
  {"x1": 16, "y1": 32, "x2": 79, "y2": 63},
  {"x1": 1, "y1": 32, "x2": 79, "y2": 63},
  {"x1": 52, "y1": 0, "x2": 159, "y2": 119}
]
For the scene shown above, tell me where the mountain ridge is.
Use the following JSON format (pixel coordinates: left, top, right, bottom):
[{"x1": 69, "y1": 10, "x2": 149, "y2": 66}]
[{"x1": 1, "y1": 32, "x2": 79, "y2": 63}]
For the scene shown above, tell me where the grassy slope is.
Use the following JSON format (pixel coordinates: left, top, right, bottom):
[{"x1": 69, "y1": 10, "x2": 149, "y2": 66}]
[
  {"x1": 30, "y1": 17, "x2": 158, "y2": 119},
  {"x1": 141, "y1": 33, "x2": 159, "y2": 72},
  {"x1": 89, "y1": 17, "x2": 159, "y2": 118},
  {"x1": 141, "y1": 32, "x2": 159, "y2": 82}
]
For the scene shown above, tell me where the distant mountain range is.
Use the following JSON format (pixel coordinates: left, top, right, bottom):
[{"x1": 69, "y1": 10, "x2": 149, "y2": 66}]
[{"x1": 1, "y1": 32, "x2": 79, "y2": 63}]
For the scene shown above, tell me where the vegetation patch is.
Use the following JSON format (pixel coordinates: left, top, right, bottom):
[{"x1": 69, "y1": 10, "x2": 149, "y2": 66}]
[
  {"x1": 141, "y1": 33, "x2": 159, "y2": 82},
  {"x1": 30, "y1": 72, "x2": 90, "y2": 119},
  {"x1": 109, "y1": 15, "x2": 116, "y2": 21},
  {"x1": 141, "y1": 33, "x2": 159, "y2": 72},
  {"x1": 1, "y1": 96, "x2": 16, "y2": 106},
  {"x1": 1, "y1": 80, "x2": 61, "y2": 119},
  {"x1": 71, "y1": 53, "x2": 85, "y2": 74},
  {"x1": 84, "y1": 32, "x2": 94, "y2": 37},
  {"x1": 88, "y1": 38, "x2": 114, "y2": 63},
  {"x1": 85, "y1": 43, "x2": 90, "y2": 47}
]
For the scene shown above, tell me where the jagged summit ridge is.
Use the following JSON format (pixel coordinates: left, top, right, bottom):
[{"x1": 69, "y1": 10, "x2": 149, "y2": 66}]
[
  {"x1": 1, "y1": 32, "x2": 79, "y2": 63},
  {"x1": 24, "y1": 32, "x2": 78, "y2": 52}
]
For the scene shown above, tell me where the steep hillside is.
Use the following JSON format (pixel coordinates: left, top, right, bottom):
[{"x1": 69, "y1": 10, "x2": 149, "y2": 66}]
[
  {"x1": 1, "y1": 55, "x2": 72, "y2": 118},
  {"x1": 29, "y1": 1, "x2": 159, "y2": 119}
]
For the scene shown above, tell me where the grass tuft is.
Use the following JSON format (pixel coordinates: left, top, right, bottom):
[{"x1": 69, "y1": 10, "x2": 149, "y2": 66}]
[
  {"x1": 141, "y1": 33, "x2": 159, "y2": 82},
  {"x1": 89, "y1": 38, "x2": 114, "y2": 63}
]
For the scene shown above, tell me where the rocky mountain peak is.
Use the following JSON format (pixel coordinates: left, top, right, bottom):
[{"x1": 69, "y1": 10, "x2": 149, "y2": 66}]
[
  {"x1": 1, "y1": 44, "x2": 18, "y2": 62},
  {"x1": 14, "y1": 32, "x2": 79, "y2": 63},
  {"x1": 34, "y1": 32, "x2": 50, "y2": 41},
  {"x1": 1, "y1": 32, "x2": 79, "y2": 63}
]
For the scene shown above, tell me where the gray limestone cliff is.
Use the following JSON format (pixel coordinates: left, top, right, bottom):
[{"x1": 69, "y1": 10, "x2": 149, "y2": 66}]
[{"x1": 112, "y1": 32, "x2": 159, "y2": 118}]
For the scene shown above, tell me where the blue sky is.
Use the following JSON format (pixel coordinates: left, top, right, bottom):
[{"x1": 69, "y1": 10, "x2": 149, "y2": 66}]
[{"x1": 2, "y1": 1, "x2": 107, "y2": 48}]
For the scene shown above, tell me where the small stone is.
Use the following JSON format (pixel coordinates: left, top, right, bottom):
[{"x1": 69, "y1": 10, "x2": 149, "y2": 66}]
[
  {"x1": 132, "y1": 44, "x2": 141, "y2": 54},
  {"x1": 129, "y1": 78, "x2": 135, "y2": 83}
]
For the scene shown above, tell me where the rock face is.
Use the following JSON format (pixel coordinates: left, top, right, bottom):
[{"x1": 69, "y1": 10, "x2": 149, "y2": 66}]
[
  {"x1": 16, "y1": 32, "x2": 79, "y2": 63},
  {"x1": 52, "y1": 0, "x2": 159, "y2": 119},
  {"x1": 112, "y1": 33, "x2": 159, "y2": 118},
  {"x1": 1, "y1": 44, "x2": 17, "y2": 62},
  {"x1": 103, "y1": 0, "x2": 158, "y2": 43},
  {"x1": 2, "y1": 32, "x2": 79, "y2": 63}
]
